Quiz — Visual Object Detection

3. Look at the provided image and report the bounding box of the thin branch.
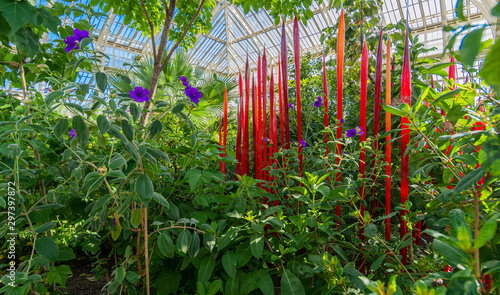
[139,0,157,59]
[160,0,206,71]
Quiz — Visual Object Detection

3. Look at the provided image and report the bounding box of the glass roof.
[35,0,496,79]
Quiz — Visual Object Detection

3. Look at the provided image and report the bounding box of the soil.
[58,258,109,295]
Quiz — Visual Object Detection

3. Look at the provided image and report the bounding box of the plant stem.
[473,191,480,278]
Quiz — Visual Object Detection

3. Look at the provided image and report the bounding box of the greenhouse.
[0,0,499,294]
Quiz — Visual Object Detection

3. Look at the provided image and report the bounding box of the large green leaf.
[459,27,484,68]
[250,234,264,258]
[35,237,59,261]
[158,232,175,258]
[96,115,110,134]
[207,279,222,295]
[479,39,500,92]
[177,229,191,253]
[188,233,200,258]
[474,214,499,249]
[433,239,468,266]
[185,169,205,192]
[281,270,305,295]
[95,72,107,92]
[253,269,274,295]
[53,119,68,138]
[225,275,239,295]
[454,167,486,193]
[135,173,153,205]
[222,252,237,278]
[0,0,37,33]
[121,119,134,141]
[198,255,215,283]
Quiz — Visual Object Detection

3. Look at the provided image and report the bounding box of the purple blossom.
[314,96,322,108]
[300,139,306,148]
[346,129,357,138]
[356,126,363,136]
[69,129,76,140]
[358,131,364,136]
[64,36,79,53]
[185,86,201,104]
[113,218,117,226]
[264,137,268,142]
[288,102,295,109]
[179,76,187,82]
[182,80,190,87]
[340,118,344,124]
[130,86,150,103]
[73,28,89,42]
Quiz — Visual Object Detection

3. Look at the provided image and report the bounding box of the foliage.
[0,0,499,295]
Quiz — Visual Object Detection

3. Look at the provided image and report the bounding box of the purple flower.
[64,36,79,52]
[300,139,306,148]
[358,131,364,136]
[185,86,201,104]
[69,129,76,140]
[346,129,357,138]
[179,76,187,82]
[73,28,89,42]
[356,126,364,136]
[182,80,190,87]
[314,97,322,108]
[340,118,344,124]
[130,86,150,103]
[288,102,295,109]
[264,137,268,142]
[113,218,117,226]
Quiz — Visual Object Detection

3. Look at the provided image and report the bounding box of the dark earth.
[58,258,108,295]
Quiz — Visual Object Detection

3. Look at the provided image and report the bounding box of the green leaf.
[225,275,240,295]
[72,115,89,148]
[45,91,63,106]
[492,2,500,16]
[34,222,56,233]
[177,229,191,253]
[46,265,72,287]
[107,124,127,143]
[383,105,406,117]
[370,255,386,272]
[130,209,141,228]
[109,155,126,170]
[459,27,484,68]
[172,103,184,114]
[479,39,500,93]
[121,119,134,141]
[37,6,60,33]
[53,119,68,138]
[35,237,59,261]
[129,103,140,121]
[149,119,163,138]
[364,223,378,237]
[432,239,468,265]
[455,0,465,21]
[281,270,305,295]
[207,279,222,295]
[250,234,264,258]
[240,272,256,295]
[115,267,125,283]
[253,269,274,295]
[454,167,486,193]
[0,0,36,33]
[95,72,107,92]
[158,232,175,258]
[125,141,140,163]
[474,214,499,249]
[222,252,237,278]
[185,169,203,192]
[152,192,170,209]
[96,115,110,134]
[189,233,200,258]
[198,255,215,283]
[204,233,216,252]
[135,173,153,205]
